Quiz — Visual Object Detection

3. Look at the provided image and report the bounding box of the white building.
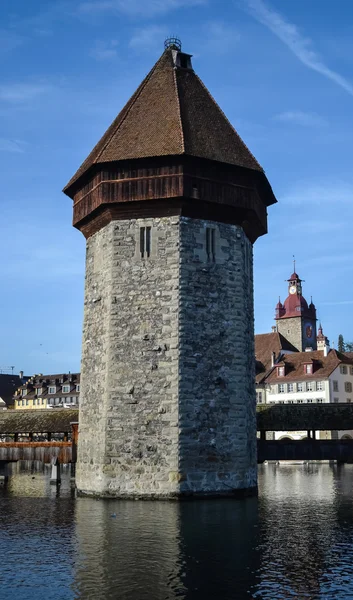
[255,330,353,440]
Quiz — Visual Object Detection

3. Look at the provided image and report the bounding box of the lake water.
[1,463,353,599]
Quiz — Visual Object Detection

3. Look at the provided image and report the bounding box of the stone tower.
[64,40,277,498]
[275,270,317,352]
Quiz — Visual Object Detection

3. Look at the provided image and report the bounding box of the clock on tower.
[275,267,317,352]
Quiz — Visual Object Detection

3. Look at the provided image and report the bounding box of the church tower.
[275,269,317,351]
[64,39,277,498]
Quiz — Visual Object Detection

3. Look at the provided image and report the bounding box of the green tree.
[345,341,353,352]
[338,334,345,352]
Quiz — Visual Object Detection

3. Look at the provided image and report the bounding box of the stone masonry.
[276,317,317,353]
[76,216,257,497]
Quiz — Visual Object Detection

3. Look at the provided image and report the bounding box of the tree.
[338,334,345,352]
[345,341,353,352]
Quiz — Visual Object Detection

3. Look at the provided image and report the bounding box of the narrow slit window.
[206,227,216,262]
[146,226,151,257]
[140,226,152,259]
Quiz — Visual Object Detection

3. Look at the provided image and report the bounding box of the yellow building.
[14,373,80,409]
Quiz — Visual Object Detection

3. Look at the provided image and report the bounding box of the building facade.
[256,271,353,440]
[14,373,80,410]
[63,39,277,498]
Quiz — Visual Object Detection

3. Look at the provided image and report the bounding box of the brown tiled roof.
[64,47,263,193]
[255,332,298,383]
[264,349,353,384]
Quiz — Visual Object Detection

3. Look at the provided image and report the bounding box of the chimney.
[271,352,276,367]
[19,370,23,380]
[271,325,276,333]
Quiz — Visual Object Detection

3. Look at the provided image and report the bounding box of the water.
[1,463,353,599]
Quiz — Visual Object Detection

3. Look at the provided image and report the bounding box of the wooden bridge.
[0,404,353,466]
[0,409,78,465]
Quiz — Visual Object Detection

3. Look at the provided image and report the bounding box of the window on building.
[21,389,27,397]
[347,399,352,403]
[334,398,339,403]
[26,399,29,406]
[340,366,348,375]
[307,399,313,403]
[278,366,285,377]
[316,381,324,391]
[140,226,151,258]
[36,387,42,396]
[287,383,294,393]
[41,398,45,405]
[345,382,352,393]
[278,384,285,393]
[76,384,80,392]
[304,364,313,374]
[307,382,314,392]
[49,386,56,394]
[256,392,263,403]
[205,227,216,262]
[55,398,60,405]
[317,398,323,403]
[333,381,339,392]
[33,399,36,406]
[297,382,303,392]
[62,385,70,393]
[48,398,54,406]
[297,399,304,403]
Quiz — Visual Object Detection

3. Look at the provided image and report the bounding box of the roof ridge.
[93,52,167,166]
[192,72,263,172]
[173,67,185,153]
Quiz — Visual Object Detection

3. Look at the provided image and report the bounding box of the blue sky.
[1,0,353,374]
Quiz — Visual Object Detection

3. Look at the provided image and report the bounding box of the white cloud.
[281,182,353,206]
[0,82,51,103]
[90,39,118,60]
[244,0,353,97]
[274,110,327,128]
[129,25,168,50]
[0,139,26,153]
[79,0,205,17]
[202,22,240,55]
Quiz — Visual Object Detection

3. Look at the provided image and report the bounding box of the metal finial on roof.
[293,254,296,272]
[164,36,182,51]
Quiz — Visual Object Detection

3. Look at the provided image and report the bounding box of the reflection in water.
[1,463,353,599]
[74,498,258,600]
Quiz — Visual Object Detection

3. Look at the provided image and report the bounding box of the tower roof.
[64,45,263,195]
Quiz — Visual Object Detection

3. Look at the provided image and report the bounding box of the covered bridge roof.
[0,409,79,433]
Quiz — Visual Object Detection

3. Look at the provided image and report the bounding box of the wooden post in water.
[50,457,61,485]
[70,422,79,479]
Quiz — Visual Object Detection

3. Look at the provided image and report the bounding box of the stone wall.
[178,218,257,493]
[76,216,257,497]
[277,316,317,352]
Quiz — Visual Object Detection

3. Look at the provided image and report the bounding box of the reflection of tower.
[73,499,186,599]
[275,269,317,351]
[64,38,277,497]
[73,497,259,599]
